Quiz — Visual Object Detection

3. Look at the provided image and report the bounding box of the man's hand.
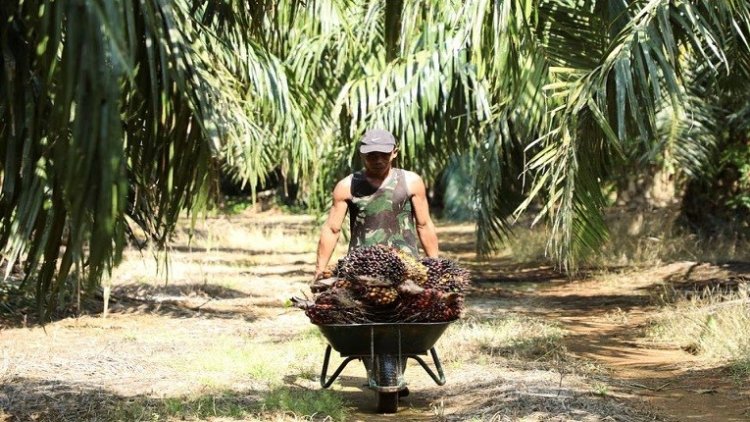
[310,270,337,293]
[313,268,325,282]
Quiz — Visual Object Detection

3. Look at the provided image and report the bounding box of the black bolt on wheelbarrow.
[315,321,452,413]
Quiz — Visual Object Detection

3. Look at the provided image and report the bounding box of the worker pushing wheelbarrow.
[299,128,469,412]
[292,245,469,413]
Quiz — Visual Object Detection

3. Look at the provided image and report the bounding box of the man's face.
[362,149,397,171]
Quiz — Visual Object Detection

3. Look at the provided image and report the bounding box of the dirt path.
[527,262,750,421]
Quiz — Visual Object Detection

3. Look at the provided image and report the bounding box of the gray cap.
[359,129,396,153]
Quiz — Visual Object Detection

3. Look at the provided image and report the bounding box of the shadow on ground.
[0,377,263,422]
[0,377,361,422]
[592,364,750,421]
[440,380,666,422]
[653,260,750,299]
[169,245,313,256]
[105,298,259,322]
[113,282,252,300]
[318,374,667,421]
[0,283,260,328]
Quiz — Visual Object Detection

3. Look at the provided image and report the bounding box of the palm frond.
[0,0,298,318]
[511,0,750,267]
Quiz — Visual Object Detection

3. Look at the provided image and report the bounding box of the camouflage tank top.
[347,168,419,255]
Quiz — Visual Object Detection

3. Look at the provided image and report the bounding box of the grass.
[439,314,566,364]
[220,197,258,215]
[0,391,254,422]
[165,331,328,389]
[183,223,320,254]
[112,387,347,422]
[123,393,249,420]
[505,226,551,264]
[596,207,750,267]
[261,387,349,421]
[648,287,750,381]
[2,327,346,422]
[13,389,345,422]
[591,382,609,397]
[730,357,750,381]
[504,207,750,268]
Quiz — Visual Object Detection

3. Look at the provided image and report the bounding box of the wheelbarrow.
[315,321,452,413]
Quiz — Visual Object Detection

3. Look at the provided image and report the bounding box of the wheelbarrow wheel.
[376,391,398,413]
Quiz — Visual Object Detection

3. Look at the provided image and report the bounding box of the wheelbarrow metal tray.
[315,322,452,356]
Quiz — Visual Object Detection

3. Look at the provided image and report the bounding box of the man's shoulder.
[399,169,423,183]
[332,174,354,199]
[337,173,355,186]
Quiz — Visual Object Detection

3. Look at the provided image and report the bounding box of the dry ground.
[1,211,748,421]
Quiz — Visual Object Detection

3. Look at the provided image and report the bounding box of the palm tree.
[3,0,750,317]
[0,0,305,317]
[515,0,750,268]
[315,0,750,268]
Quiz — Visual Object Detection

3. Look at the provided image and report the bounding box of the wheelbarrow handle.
[409,347,446,386]
[320,344,359,388]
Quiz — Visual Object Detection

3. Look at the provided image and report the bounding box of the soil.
[1,214,748,421]
[531,262,750,422]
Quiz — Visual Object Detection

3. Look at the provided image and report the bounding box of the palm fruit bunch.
[420,257,471,292]
[349,274,399,307]
[295,245,470,324]
[336,245,406,283]
[303,300,337,324]
[395,249,429,286]
[362,286,399,306]
[294,288,366,324]
[335,273,400,307]
[333,278,352,290]
[335,245,406,307]
[397,289,463,322]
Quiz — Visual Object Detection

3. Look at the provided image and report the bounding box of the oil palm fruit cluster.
[397,290,464,322]
[293,288,367,324]
[293,245,470,324]
[362,286,399,305]
[396,250,429,286]
[336,245,406,283]
[420,257,471,292]
[319,264,337,279]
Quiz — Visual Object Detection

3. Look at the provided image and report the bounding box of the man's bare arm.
[408,173,439,257]
[314,177,351,279]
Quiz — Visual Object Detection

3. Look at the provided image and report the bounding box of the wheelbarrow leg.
[409,347,446,386]
[320,345,359,388]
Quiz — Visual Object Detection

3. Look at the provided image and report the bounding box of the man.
[314,128,439,280]
[313,128,440,400]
